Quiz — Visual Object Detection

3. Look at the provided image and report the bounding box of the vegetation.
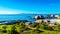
[0,22,60,34]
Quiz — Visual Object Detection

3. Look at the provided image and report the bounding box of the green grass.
[40,30,60,34]
[0,23,60,34]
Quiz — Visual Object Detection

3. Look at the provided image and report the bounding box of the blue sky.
[0,0,60,14]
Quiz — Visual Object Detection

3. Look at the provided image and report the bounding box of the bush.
[2,26,7,33]
[47,26,54,31]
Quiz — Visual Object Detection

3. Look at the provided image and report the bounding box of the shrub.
[47,26,54,31]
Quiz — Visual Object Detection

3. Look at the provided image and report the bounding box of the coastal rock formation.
[46,14,55,19]
[34,16,40,20]
[55,15,60,19]
[35,19,42,23]
[50,19,60,24]
[34,15,45,20]
[35,19,48,24]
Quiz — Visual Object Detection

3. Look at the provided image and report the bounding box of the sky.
[0,0,60,14]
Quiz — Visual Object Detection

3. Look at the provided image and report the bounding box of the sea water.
[0,14,39,22]
[0,14,57,22]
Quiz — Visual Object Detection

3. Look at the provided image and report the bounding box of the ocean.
[0,14,58,22]
[0,14,39,22]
